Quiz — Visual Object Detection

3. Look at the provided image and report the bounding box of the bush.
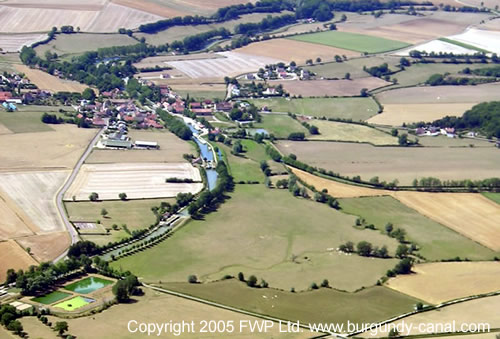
[247,275,258,287]
[188,275,198,284]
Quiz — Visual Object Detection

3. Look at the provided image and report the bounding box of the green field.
[305,56,400,79]
[112,184,399,291]
[34,33,138,60]
[174,89,227,101]
[289,31,410,53]
[54,296,92,311]
[162,280,420,326]
[308,120,398,145]
[254,114,308,138]
[483,193,500,204]
[249,97,379,121]
[339,196,496,261]
[0,109,54,133]
[31,291,71,305]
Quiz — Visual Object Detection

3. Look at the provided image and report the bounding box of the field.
[233,38,359,64]
[44,288,312,339]
[361,294,500,337]
[305,56,399,79]
[483,193,500,204]
[14,64,88,93]
[0,33,47,52]
[167,51,281,78]
[395,39,478,56]
[19,317,58,339]
[162,280,420,327]
[254,114,308,139]
[447,28,500,54]
[219,144,266,183]
[112,184,400,292]
[308,120,398,145]
[0,240,38,283]
[0,189,36,240]
[65,199,173,231]
[277,141,500,185]
[386,262,500,304]
[87,130,195,164]
[393,192,500,251]
[65,163,203,201]
[0,1,162,33]
[274,78,389,97]
[16,232,70,262]
[339,196,496,261]
[0,172,67,231]
[35,33,138,58]
[0,124,97,170]
[375,83,500,105]
[249,97,379,121]
[0,109,55,133]
[337,11,492,44]
[368,103,476,125]
[289,31,410,53]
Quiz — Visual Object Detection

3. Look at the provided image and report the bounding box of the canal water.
[187,124,218,190]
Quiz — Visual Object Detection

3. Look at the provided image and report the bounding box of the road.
[53,128,104,263]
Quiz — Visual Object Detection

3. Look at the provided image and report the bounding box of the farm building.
[102,139,132,149]
[134,140,159,149]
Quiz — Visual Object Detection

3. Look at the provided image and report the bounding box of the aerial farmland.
[0,0,499,338]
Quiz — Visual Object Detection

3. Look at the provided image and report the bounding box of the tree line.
[156,108,193,140]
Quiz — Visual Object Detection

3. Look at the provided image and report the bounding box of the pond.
[64,276,113,294]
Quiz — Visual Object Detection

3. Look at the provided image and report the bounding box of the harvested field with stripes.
[16,232,70,262]
[166,51,282,78]
[274,78,389,97]
[0,240,38,283]
[0,33,47,52]
[386,262,500,304]
[0,171,68,233]
[0,189,36,240]
[65,163,203,201]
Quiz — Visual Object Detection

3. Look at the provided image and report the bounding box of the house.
[192,108,212,116]
[190,102,202,109]
[246,74,255,80]
[92,116,107,127]
[263,87,277,96]
[416,128,426,136]
[231,87,240,96]
[135,140,159,149]
[0,91,12,102]
[300,69,310,80]
[215,102,232,112]
[102,139,132,149]
[440,127,456,138]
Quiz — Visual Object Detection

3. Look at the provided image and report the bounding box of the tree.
[316,57,322,63]
[89,192,99,201]
[398,133,408,146]
[344,72,351,80]
[232,140,243,154]
[388,328,399,338]
[396,244,409,258]
[5,269,17,284]
[394,258,413,274]
[7,320,23,335]
[112,280,130,302]
[118,192,127,201]
[238,272,244,281]
[247,275,258,287]
[320,279,329,288]
[357,241,373,257]
[82,88,96,101]
[360,88,368,97]
[391,128,398,137]
[54,321,68,336]
[385,222,394,234]
[310,282,319,290]
[188,275,198,283]
[309,125,319,135]
[101,208,108,218]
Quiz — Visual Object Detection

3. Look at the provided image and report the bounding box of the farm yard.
[308,120,398,145]
[288,31,410,53]
[64,163,203,201]
[385,262,500,304]
[0,240,38,283]
[277,141,500,185]
[0,124,97,170]
[162,280,419,327]
[233,38,360,64]
[166,51,282,78]
[86,129,195,164]
[274,78,389,97]
[14,64,88,93]
[249,97,379,121]
[361,294,500,337]
[0,171,68,233]
[111,184,400,292]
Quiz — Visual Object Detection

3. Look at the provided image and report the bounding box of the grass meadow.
[111,184,400,292]
[483,193,500,204]
[254,114,308,138]
[308,120,398,145]
[289,31,410,53]
[249,97,379,121]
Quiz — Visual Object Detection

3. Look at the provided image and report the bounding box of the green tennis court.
[54,296,94,311]
[31,291,71,305]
